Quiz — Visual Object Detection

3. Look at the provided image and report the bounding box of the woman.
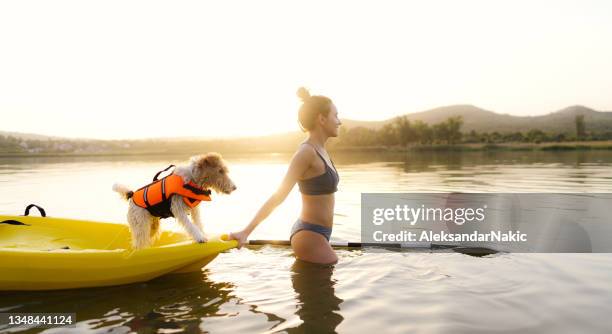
[229,87,341,264]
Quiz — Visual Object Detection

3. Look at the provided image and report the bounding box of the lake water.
[1,150,612,333]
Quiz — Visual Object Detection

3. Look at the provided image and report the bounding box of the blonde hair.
[296,87,333,132]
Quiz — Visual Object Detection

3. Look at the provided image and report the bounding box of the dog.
[113,153,236,249]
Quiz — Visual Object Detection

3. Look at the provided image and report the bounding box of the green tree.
[575,115,586,140]
[490,131,502,143]
[433,116,463,144]
[395,116,416,146]
[465,130,479,143]
[526,129,546,143]
[412,120,433,145]
[379,123,398,145]
[446,116,463,144]
[433,122,449,144]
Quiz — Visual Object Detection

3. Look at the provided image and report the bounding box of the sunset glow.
[1,0,611,139]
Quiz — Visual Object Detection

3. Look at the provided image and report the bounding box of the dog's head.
[190,153,237,194]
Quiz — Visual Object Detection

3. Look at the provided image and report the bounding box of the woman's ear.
[317,113,327,126]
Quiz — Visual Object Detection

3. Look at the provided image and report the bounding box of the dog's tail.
[112,183,134,201]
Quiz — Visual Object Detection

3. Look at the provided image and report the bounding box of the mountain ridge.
[340,105,612,134]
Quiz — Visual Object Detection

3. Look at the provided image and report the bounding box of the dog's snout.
[224,184,237,194]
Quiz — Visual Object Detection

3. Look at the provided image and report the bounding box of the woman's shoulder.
[292,143,317,163]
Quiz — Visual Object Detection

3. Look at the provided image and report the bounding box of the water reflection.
[289,259,343,334]
[3,150,612,168]
[2,151,612,333]
[0,271,239,333]
[329,150,612,173]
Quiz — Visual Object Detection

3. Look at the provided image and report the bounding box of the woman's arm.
[230,146,314,246]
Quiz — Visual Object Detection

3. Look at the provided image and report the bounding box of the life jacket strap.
[143,187,151,207]
[161,178,167,201]
[153,165,176,181]
[183,183,212,196]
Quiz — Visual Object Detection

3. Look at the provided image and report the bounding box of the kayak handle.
[24,204,46,217]
[0,204,45,226]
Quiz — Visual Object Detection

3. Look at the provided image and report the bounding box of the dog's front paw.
[195,236,208,243]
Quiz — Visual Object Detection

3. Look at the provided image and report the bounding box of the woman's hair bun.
[296,87,311,102]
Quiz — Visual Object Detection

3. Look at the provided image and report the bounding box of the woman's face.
[319,104,342,137]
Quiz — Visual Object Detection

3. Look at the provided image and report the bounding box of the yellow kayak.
[0,213,237,291]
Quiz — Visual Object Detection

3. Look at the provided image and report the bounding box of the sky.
[1,0,611,139]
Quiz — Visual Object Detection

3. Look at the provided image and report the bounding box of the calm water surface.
[1,151,612,333]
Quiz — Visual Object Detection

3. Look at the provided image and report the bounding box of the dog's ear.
[190,155,202,166]
[200,153,221,168]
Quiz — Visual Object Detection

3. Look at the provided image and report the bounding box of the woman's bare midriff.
[299,193,335,228]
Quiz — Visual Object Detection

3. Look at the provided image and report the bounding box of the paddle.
[246,239,497,256]
[249,239,404,248]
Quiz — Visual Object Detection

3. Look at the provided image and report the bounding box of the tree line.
[335,115,612,147]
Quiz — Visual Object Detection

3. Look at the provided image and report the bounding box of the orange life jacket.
[130,172,211,218]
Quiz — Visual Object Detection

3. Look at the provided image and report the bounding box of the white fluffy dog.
[113,153,236,249]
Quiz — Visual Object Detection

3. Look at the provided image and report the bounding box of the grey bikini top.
[297,143,339,195]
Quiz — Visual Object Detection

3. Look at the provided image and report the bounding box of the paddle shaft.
[246,240,497,256]
[249,239,420,248]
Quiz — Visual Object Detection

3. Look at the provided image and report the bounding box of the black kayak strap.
[24,204,46,217]
[0,204,46,226]
[153,165,176,181]
[0,220,29,226]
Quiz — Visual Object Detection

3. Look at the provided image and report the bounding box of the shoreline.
[2,141,612,157]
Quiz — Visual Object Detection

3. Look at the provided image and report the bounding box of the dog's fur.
[113,153,236,249]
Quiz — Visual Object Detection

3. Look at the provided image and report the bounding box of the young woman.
[229,87,341,264]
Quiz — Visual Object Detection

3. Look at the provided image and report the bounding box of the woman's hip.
[290,219,332,242]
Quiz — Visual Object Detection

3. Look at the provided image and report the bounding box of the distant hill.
[0,131,65,141]
[0,131,222,142]
[341,105,612,134]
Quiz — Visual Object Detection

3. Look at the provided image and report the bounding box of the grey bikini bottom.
[290,219,332,241]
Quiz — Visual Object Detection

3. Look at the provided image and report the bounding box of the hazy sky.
[1,0,611,139]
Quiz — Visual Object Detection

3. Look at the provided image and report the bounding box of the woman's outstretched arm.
[230,146,314,246]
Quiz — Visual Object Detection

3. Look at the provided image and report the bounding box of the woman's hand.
[229,230,249,248]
